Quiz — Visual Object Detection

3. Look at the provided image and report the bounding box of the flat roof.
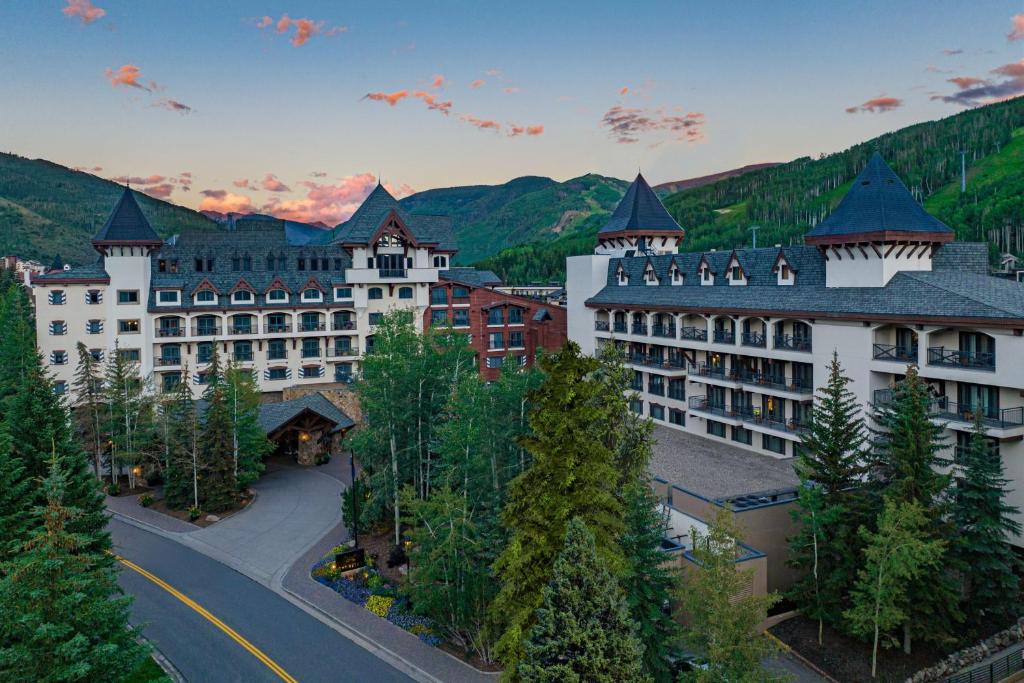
[648,425,799,501]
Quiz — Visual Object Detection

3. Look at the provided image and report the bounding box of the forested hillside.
[477,97,1024,284]
[0,154,216,264]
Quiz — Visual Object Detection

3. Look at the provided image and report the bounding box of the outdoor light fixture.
[132,466,142,476]
[299,432,311,442]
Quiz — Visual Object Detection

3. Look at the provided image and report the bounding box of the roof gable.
[599,173,684,236]
[93,188,163,246]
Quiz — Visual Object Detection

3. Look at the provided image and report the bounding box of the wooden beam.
[844,246,855,260]
[895,243,910,259]
[831,247,842,261]
[871,243,882,258]
[884,243,898,257]
[858,246,869,259]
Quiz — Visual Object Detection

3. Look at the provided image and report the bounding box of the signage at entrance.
[335,547,366,573]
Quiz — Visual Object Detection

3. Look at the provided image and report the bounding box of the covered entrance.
[257,393,355,466]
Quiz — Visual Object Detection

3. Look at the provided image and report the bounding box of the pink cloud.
[199,190,255,214]
[844,96,903,114]
[259,13,347,46]
[508,124,544,137]
[431,74,445,88]
[260,173,414,225]
[261,173,291,192]
[948,76,989,89]
[933,59,1024,106]
[461,115,501,133]
[110,175,166,185]
[942,48,964,55]
[153,98,192,114]
[469,79,485,89]
[257,15,273,28]
[62,0,105,25]
[365,90,410,106]
[484,68,502,77]
[1009,14,1024,41]
[619,86,629,95]
[600,105,705,144]
[105,64,151,91]
[233,179,250,189]
[412,91,452,115]
[180,171,192,178]
[141,184,174,200]
[503,87,520,94]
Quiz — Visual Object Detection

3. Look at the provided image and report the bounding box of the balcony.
[628,353,687,371]
[327,346,359,358]
[741,332,766,348]
[301,349,322,359]
[229,325,255,335]
[333,321,357,332]
[266,350,288,361]
[233,352,254,362]
[873,343,918,363]
[687,396,737,420]
[155,356,182,367]
[299,322,327,332]
[874,389,1023,430]
[679,326,708,342]
[595,320,610,332]
[734,405,807,435]
[689,362,740,383]
[378,268,407,278]
[613,321,627,333]
[774,334,811,352]
[652,324,677,339]
[266,323,292,333]
[713,330,735,345]
[334,370,354,383]
[739,372,813,395]
[192,326,222,337]
[157,327,185,338]
[927,346,995,371]
[631,323,648,336]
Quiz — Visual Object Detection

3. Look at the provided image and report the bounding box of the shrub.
[107,482,121,497]
[387,543,408,568]
[138,494,154,508]
[366,573,384,589]
[187,506,201,521]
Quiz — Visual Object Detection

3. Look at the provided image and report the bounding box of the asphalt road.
[110,518,414,683]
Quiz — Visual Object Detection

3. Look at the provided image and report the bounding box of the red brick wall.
[424,281,567,380]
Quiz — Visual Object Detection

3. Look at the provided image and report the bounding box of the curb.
[150,642,187,683]
[764,630,839,683]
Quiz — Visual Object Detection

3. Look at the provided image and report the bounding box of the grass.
[925,127,1024,215]
[122,655,170,683]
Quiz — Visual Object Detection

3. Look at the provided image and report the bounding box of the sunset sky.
[1,1,1022,225]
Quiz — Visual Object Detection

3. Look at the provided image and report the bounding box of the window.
[89,348,104,362]
[488,308,503,325]
[301,366,324,379]
[51,350,67,365]
[267,367,289,380]
[160,344,181,364]
[117,290,140,305]
[762,434,786,455]
[267,289,288,302]
[508,307,523,324]
[310,258,319,271]
[780,264,790,280]
[266,313,288,332]
[277,256,287,270]
[453,309,469,327]
[432,255,448,268]
[368,312,383,325]
[194,315,219,336]
[50,320,67,335]
[297,258,306,271]
[234,341,253,362]
[196,342,213,364]
[195,258,204,272]
[368,287,383,300]
[86,320,102,334]
[430,288,448,305]
[266,256,276,270]
[267,339,287,360]
[629,399,643,414]
[243,256,252,270]
[320,258,329,271]
[231,315,253,334]
[486,356,504,369]
[48,290,66,305]
[648,375,664,396]
[706,420,726,437]
[158,290,180,304]
[53,381,67,396]
[162,374,181,392]
[300,312,322,331]
[302,339,320,358]
[732,426,753,445]
[398,286,413,300]
[334,287,353,300]
[85,290,102,304]
[489,332,503,350]
[232,290,254,304]
[649,404,665,421]
[731,266,742,280]
[232,257,240,271]
[334,258,343,271]
[431,310,449,326]
[196,290,216,303]
[301,288,322,302]
[118,319,140,334]
[669,409,685,426]
[509,331,524,348]
[453,286,469,299]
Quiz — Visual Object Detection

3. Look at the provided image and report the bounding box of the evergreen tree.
[788,482,846,645]
[517,519,647,683]
[619,482,680,682]
[844,499,946,679]
[0,282,37,419]
[595,341,653,489]
[71,342,107,478]
[491,342,625,672]
[0,429,31,565]
[198,346,238,511]
[951,412,1022,628]
[0,457,147,682]
[223,362,272,490]
[163,365,200,510]
[681,509,780,683]
[102,341,154,490]
[866,366,960,651]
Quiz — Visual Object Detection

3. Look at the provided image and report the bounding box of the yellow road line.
[115,554,299,683]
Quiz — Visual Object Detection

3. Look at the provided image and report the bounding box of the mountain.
[399,174,629,264]
[0,154,216,264]
[476,97,1024,284]
[653,163,781,194]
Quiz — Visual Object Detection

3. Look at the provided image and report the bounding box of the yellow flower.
[364,595,394,618]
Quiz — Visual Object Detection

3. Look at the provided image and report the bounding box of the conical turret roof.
[599,173,683,236]
[92,187,163,245]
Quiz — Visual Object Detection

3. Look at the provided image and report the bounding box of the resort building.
[567,156,1024,559]
[32,183,565,398]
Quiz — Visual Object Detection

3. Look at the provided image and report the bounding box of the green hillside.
[476,97,1024,284]
[0,154,217,264]
[400,173,628,264]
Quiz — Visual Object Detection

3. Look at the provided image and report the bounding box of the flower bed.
[311,553,442,647]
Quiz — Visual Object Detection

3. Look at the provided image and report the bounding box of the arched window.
[368,287,383,300]
[398,286,413,300]
[301,288,322,302]
[267,288,287,302]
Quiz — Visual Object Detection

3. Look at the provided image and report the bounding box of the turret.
[595,173,684,257]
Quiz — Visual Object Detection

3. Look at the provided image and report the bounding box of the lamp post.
[349,452,359,548]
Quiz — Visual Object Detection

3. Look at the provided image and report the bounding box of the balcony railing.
[192,326,222,337]
[652,324,677,338]
[299,322,327,332]
[332,321,357,331]
[774,334,811,352]
[733,405,807,434]
[629,380,644,392]
[233,352,254,362]
[687,396,735,419]
[613,321,627,333]
[741,332,766,348]
[266,350,288,361]
[739,372,813,395]
[378,268,407,278]
[689,362,739,382]
[927,346,995,371]
[266,323,292,333]
[647,382,666,397]
[155,357,182,367]
[874,389,1023,428]
[679,326,708,342]
[229,325,255,335]
[872,343,918,363]
[628,353,687,370]
[595,320,610,332]
[631,323,648,336]
[301,349,322,359]
[157,326,185,338]
[327,346,359,357]
[713,330,735,344]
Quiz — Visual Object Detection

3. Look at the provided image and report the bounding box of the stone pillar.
[296,430,320,466]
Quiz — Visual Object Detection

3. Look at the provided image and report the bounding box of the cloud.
[310,171,327,178]
[600,105,705,144]
[261,173,291,192]
[431,74,445,88]
[469,79,485,89]
[110,175,166,185]
[257,13,347,46]
[232,179,250,189]
[508,124,544,137]
[259,174,414,225]
[257,15,273,28]
[1009,14,1024,41]
[153,98,192,114]
[141,184,174,199]
[619,86,629,95]
[931,58,1024,106]
[942,48,964,55]
[412,91,452,115]
[925,65,952,74]
[199,190,255,214]
[105,64,151,91]
[73,166,104,173]
[503,87,520,94]
[484,68,502,77]
[844,96,903,114]
[63,0,105,24]
[364,90,410,106]
[461,115,501,132]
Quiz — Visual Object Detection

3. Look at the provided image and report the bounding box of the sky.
[1,1,1022,226]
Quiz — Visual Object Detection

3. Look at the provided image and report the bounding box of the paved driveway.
[185,466,343,585]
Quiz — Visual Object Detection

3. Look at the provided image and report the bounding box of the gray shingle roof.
[32,260,110,283]
[587,242,1024,322]
[257,393,355,435]
[599,173,683,235]
[93,188,162,244]
[439,268,502,287]
[806,153,954,240]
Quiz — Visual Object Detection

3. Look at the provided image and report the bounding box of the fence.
[944,645,1023,683]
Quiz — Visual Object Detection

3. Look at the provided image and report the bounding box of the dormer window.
[616,265,628,286]
[432,255,448,268]
[333,287,352,301]
[195,290,216,304]
[301,288,322,302]
[643,263,659,285]
[232,290,253,304]
[772,250,795,286]
[268,289,288,302]
[158,290,180,305]
[781,265,790,280]
[670,264,683,286]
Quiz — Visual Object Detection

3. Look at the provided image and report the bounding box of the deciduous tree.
[71,342,107,478]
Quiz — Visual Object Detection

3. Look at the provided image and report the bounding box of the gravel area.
[648,425,799,500]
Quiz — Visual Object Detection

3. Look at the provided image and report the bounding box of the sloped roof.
[599,173,683,236]
[439,267,502,287]
[805,153,954,242]
[93,188,163,244]
[257,393,355,435]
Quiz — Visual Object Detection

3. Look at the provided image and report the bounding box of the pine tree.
[844,499,946,679]
[491,342,625,673]
[788,482,846,645]
[0,457,147,682]
[517,518,647,683]
[0,429,31,564]
[0,277,37,419]
[102,341,155,490]
[164,365,200,510]
[198,346,238,512]
[223,362,272,489]
[681,509,780,683]
[951,412,1022,628]
[619,482,680,682]
[595,341,653,489]
[71,342,107,478]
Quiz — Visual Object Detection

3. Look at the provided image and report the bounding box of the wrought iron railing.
[192,326,221,337]
[741,332,766,348]
[631,323,648,335]
[927,346,995,370]
[679,326,708,342]
[652,324,677,338]
[155,356,182,367]
[327,347,359,357]
[229,325,254,335]
[157,326,185,338]
[266,323,292,333]
[739,372,813,394]
[613,321,627,333]
[873,389,1024,428]
[266,350,288,360]
[299,322,327,332]
[595,320,610,331]
[872,343,917,362]
[688,362,739,382]
[774,334,811,352]
[713,330,736,344]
